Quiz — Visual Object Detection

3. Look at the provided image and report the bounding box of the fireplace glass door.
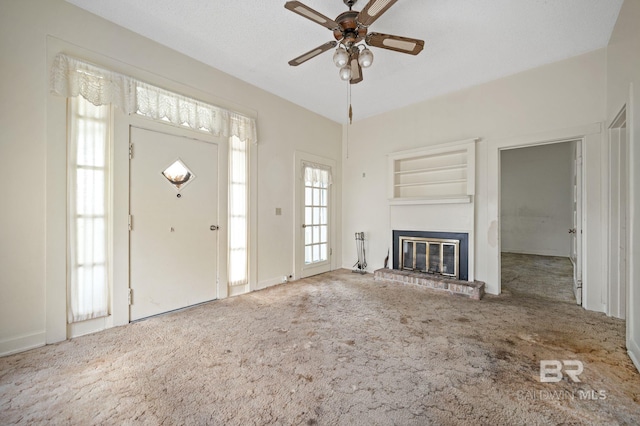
[400,237,459,279]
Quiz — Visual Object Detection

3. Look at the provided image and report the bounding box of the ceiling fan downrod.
[343,0,357,10]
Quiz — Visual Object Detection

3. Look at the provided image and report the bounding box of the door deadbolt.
[210,225,219,231]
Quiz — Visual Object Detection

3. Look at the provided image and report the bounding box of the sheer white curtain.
[228,136,248,286]
[67,96,110,322]
[50,53,258,144]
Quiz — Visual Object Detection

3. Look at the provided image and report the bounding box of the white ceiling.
[66,0,623,124]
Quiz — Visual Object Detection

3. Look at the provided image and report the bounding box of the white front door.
[298,160,332,278]
[129,127,218,321]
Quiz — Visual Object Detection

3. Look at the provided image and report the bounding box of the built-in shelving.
[388,139,477,204]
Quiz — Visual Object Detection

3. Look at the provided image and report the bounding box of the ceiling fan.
[285,0,424,84]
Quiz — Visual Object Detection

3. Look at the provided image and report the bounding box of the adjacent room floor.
[1,268,639,425]
[501,252,576,303]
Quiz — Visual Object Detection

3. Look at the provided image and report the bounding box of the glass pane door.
[304,168,329,265]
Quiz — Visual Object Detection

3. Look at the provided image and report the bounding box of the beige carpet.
[1,268,639,425]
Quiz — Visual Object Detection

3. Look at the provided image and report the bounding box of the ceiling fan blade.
[357,0,398,27]
[284,1,340,31]
[288,41,338,66]
[350,52,363,84]
[366,32,424,55]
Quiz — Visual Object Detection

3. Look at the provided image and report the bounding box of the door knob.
[210,225,219,231]
[568,228,576,234]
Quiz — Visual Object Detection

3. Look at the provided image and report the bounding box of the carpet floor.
[1,262,639,425]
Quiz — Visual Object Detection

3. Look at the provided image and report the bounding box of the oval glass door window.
[162,159,196,191]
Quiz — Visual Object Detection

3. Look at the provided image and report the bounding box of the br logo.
[539,360,584,383]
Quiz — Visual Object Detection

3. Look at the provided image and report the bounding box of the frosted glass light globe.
[339,65,352,81]
[358,48,374,68]
[333,48,349,67]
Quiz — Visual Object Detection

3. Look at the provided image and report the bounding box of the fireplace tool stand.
[353,232,367,274]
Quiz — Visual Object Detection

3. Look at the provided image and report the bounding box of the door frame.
[487,123,602,304]
[572,140,584,305]
[499,139,583,302]
[627,84,640,373]
[293,151,337,279]
[609,84,640,372]
[608,106,628,319]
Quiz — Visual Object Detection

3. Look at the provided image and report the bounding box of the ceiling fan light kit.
[285,0,424,85]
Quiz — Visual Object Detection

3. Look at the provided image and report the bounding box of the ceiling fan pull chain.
[348,82,353,124]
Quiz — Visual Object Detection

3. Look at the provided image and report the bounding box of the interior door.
[129,127,218,321]
[299,163,332,278]
[570,141,583,305]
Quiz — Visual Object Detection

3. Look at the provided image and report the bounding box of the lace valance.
[303,162,333,187]
[50,54,257,144]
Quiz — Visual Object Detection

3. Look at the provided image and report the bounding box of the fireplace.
[393,230,469,281]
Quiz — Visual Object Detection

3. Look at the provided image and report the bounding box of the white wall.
[0,0,341,355]
[500,142,574,257]
[606,0,640,372]
[342,49,607,304]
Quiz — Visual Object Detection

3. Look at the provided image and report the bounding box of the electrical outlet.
[282,275,288,283]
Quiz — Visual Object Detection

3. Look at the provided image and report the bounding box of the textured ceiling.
[66,0,623,123]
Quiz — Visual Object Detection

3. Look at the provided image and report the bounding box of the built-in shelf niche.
[388,138,478,204]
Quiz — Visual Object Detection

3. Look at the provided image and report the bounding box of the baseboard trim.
[0,331,46,357]
[228,284,249,297]
[257,276,286,291]
[501,250,570,258]
[68,316,114,339]
[628,339,640,374]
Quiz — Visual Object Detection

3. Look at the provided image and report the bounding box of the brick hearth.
[373,268,485,300]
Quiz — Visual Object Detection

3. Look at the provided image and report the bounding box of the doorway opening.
[500,140,581,304]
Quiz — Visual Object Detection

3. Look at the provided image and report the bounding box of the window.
[228,136,248,286]
[67,96,111,322]
[303,165,330,265]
